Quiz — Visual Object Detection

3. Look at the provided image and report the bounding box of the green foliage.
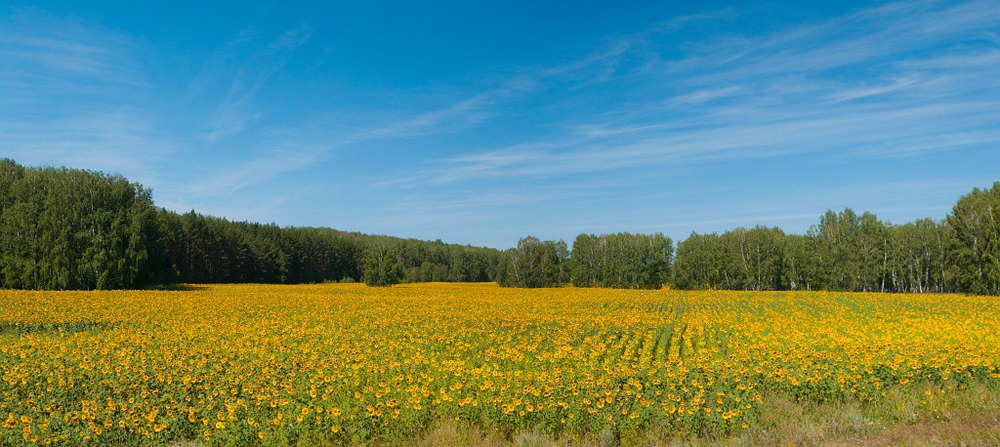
[362,238,403,286]
[570,232,672,289]
[947,182,1000,295]
[812,209,890,291]
[393,238,500,283]
[496,236,568,288]
[603,202,990,295]
[0,159,156,290]
[0,159,501,290]
[672,232,719,290]
[887,218,955,293]
[149,211,500,287]
[781,233,822,291]
[1,157,998,296]
[672,227,786,291]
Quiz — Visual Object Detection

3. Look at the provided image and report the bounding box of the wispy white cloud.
[176,5,763,206]
[204,25,313,141]
[410,0,1000,185]
[345,0,998,245]
[0,109,171,166]
[653,6,741,32]
[176,122,337,205]
[667,86,745,105]
[356,82,531,140]
[181,73,546,202]
[0,9,172,178]
[5,1,994,243]
[0,11,139,84]
[832,76,920,102]
[588,177,978,234]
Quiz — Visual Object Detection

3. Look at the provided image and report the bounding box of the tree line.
[0,160,155,290]
[671,185,999,296]
[493,186,999,295]
[1,158,997,294]
[494,233,674,289]
[0,159,501,289]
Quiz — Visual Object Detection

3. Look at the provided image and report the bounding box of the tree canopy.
[0,159,500,290]
[0,159,156,289]
[1,159,997,295]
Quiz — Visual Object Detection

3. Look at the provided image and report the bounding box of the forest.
[499,191,998,295]
[1,158,998,294]
[0,159,498,289]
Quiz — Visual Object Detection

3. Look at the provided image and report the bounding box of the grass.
[398,382,1000,447]
[167,383,989,446]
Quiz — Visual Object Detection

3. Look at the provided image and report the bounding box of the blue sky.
[2,0,998,248]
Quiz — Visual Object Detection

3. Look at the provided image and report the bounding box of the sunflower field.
[2,283,999,445]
